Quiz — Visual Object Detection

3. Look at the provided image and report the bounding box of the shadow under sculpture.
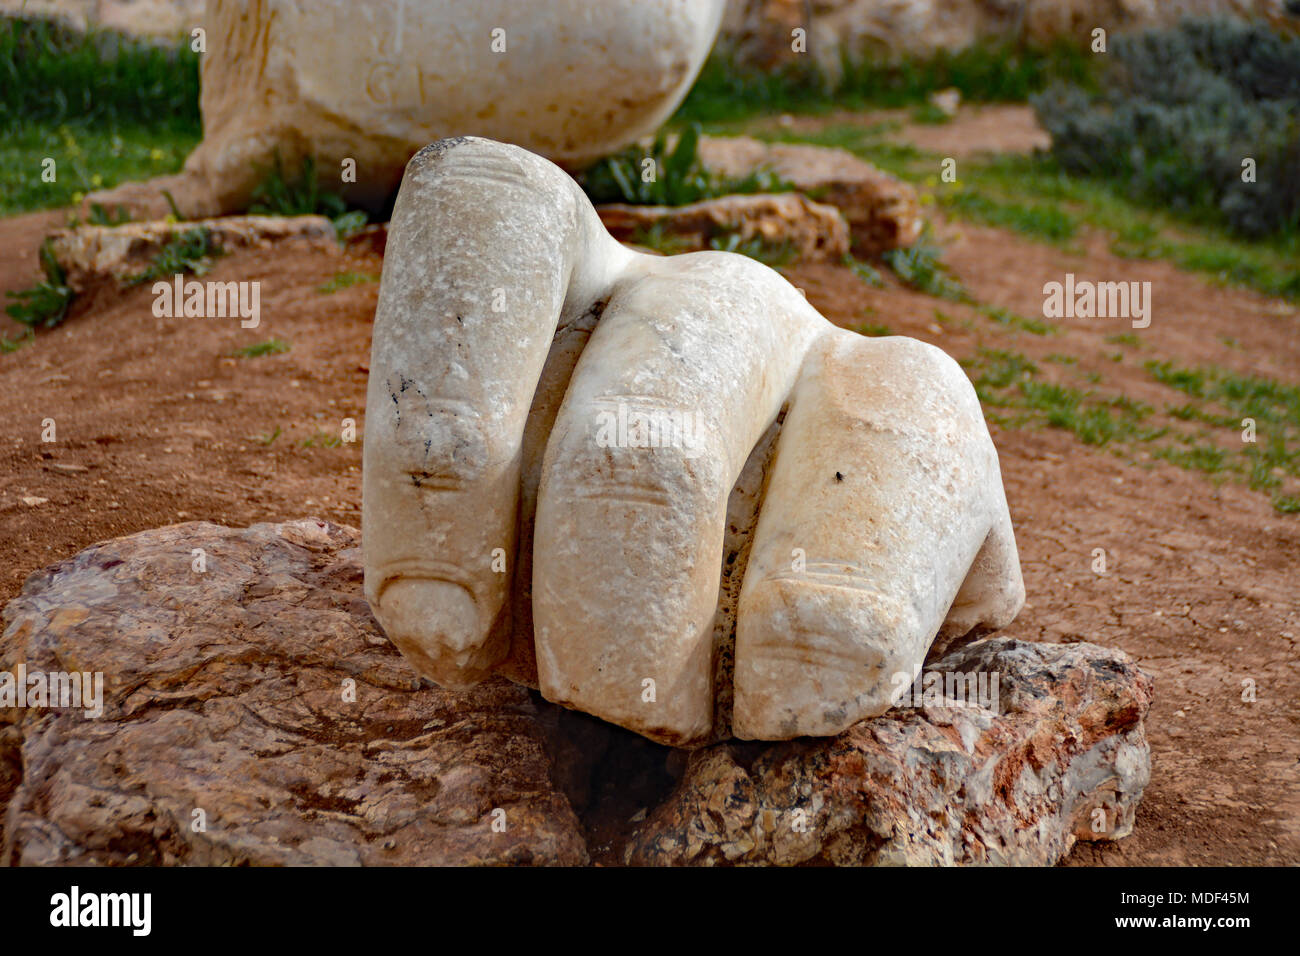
[363,136,1026,747]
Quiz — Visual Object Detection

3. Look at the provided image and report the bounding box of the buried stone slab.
[624,638,1154,866]
[597,192,851,262]
[0,519,586,866]
[695,135,924,256]
[45,216,339,294]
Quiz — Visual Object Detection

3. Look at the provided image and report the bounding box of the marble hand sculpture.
[363,137,1026,747]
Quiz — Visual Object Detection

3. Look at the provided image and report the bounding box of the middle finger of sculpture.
[363,137,1026,747]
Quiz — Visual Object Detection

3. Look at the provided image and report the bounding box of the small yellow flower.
[90,174,103,187]
[72,191,85,203]
[150,148,165,161]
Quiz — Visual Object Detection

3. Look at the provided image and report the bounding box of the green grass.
[946,154,1300,302]
[854,322,894,337]
[302,430,343,448]
[0,17,371,232]
[124,227,218,286]
[978,363,1161,446]
[978,304,1056,336]
[909,102,954,125]
[755,119,1300,304]
[706,232,796,266]
[1105,332,1141,347]
[1,17,199,125]
[318,271,378,295]
[1146,361,1300,424]
[1154,443,1229,474]
[1143,360,1300,510]
[580,123,792,207]
[626,222,696,256]
[0,122,197,217]
[0,329,36,353]
[843,255,885,287]
[943,190,1078,242]
[248,154,370,239]
[625,221,796,265]
[672,39,1096,126]
[961,347,1038,404]
[0,17,200,216]
[229,338,290,359]
[881,228,970,301]
[4,239,73,328]
[963,347,1297,509]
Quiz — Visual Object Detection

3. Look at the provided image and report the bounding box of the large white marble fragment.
[363,137,1026,746]
[88,0,726,217]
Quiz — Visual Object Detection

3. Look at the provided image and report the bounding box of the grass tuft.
[4,239,74,328]
[580,123,792,207]
[124,227,218,287]
[229,338,290,359]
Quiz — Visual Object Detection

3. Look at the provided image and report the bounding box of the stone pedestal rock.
[625,638,1154,866]
[0,520,586,866]
[0,523,1152,866]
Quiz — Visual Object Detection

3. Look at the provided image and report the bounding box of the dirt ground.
[750,103,1053,156]
[1,109,1297,866]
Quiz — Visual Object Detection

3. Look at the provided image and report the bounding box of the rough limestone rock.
[0,519,587,866]
[720,0,1298,76]
[46,215,337,292]
[87,0,726,218]
[0,525,1152,866]
[597,192,851,262]
[363,137,1025,749]
[625,638,1154,866]
[696,135,924,255]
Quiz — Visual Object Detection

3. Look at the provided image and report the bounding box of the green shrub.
[579,124,791,206]
[1033,20,1300,238]
[249,154,371,238]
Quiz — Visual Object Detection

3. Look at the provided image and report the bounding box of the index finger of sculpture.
[363,138,623,689]
[532,253,823,746]
[733,331,1026,739]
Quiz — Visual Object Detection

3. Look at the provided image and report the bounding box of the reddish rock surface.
[0,519,586,865]
[0,520,1152,866]
[625,638,1153,866]
[697,135,924,256]
[598,192,850,262]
